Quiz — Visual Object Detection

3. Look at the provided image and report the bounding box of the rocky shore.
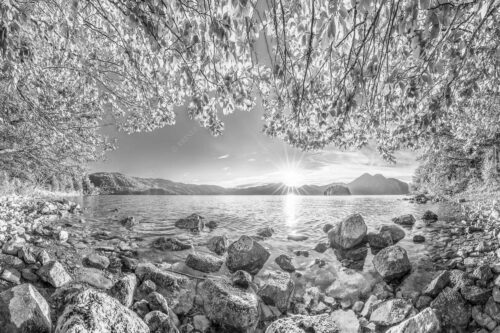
[0,195,499,332]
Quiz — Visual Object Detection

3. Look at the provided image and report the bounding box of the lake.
[64,194,456,294]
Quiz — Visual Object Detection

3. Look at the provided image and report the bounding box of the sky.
[90,104,419,187]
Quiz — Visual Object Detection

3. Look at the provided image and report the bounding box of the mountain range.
[89,172,409,195]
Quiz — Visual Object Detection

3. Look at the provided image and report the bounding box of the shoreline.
[0,194,498,332]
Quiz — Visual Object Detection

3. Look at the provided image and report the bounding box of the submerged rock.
[0,284,51,333]
[372,245,411,281]
[174,214,204,231]
[185,252,224,273]
[370,298,413,326]
[199,278,259,331]
[422,211,438,222]
[55,289,149,333]
[275,254,295,272]
[313,243,329,253]
[379,225,405,243]
[386,307,440,333]
[392,214,416,226]
[152,237,192,251]
[75,267,113,289]
[258,271,295,313]
[120,216,137,229]
[226,235,270,275]
[287,234,309,241]
[366,231,393,249]
[83,253,110,269]
[37,261,72,288]
[207,235,228,255]
[328,213,367,250]
[413,235,425,243]
[257,227,275,238]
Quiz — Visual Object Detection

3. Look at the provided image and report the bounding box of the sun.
[281,165,303,188]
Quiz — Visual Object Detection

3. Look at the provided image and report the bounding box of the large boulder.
[392,214,416,226]
[174,214,204,231]
[135,263,196,315]
[226,235,270,275]
[55,289,149,333]
[386,307,440,333]
[328,213,367,250]
[152,237,192,251]
[0,284,51,333]
[372,245,411,281]
[365,231,393,249]
[370,298,413,326]
[324,185,351,196]
[258,271,295,313]
[422,211,438,222]
[379,225,406,243]
[199,278,259,331]
[423,271,450,297]
[185,252,224,273]
[37,261,72,288]
[430,287,470,329]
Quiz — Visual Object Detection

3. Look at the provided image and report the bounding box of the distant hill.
[347,173,409,195]
[324,185,351,196]
[89,172,409,195]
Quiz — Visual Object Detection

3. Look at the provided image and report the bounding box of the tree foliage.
[1,0,499,183]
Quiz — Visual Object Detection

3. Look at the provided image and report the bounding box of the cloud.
[248,158,256,162]
[223,167,230,171]
[217,154,230,159]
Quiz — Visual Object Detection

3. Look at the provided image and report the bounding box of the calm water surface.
[66,195,452,286]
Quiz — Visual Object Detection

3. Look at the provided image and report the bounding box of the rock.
[328,213,367,250]
[135,263,196,315]
[323,224,334,233]
[147,292,169,313]
[110,274,137,307]
[472,265,493,281]
[361,295,379,317]
[324,185,351,196]
[193,314,210,332]
[0,284,51,333]
[352,301,364,313]
[232,270,252,289]
[185,252,223,273]
[206,221,218,229]
[0,268,21,284]
[287,234,308,241]
[257,227,274,238]
[449,269,474,289]
[37,250,51,266]
[423,271,450,297]
[422,211,438,222]
[17,246,36,264]
[386,307,440,333]
[120,216,137,229]
[258,271,295,313]
[0,253,25,269]
[379,225,406,243]
[370,298,413,326]
[461,285,490,304]
[144,311,179,333]
[84,253,110,269]
[121,256,138,271]
[294,250,309,257]
[366,231,393,249]
[430,287,470,328]
[37,261,72,288]
[174,214,204,231]
[265,314,337,333]
[132,300,150,318]
[152,237,192,251]
[415,295,432,310]
[392,214,416,226]
[412,235,425,243]
[199,278,259,331]
[207,235,228,255]
[55,289,149,333]
[494,287,500,302]
[21,268,39,282]
[2,241,24,256]
[275,254,295,272]
[313,243,329,253]
[226,235,270,275]
[57,230,69,242]
[372,245,411,281]
[329,309,360,332]
[472,305,497,331]
[74,267,113,289]
[484,297,500,321]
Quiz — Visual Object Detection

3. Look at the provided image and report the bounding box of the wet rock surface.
[328,213,367,250]
[226,235,270,275]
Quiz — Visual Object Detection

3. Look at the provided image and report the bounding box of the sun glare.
[280,165,303,188]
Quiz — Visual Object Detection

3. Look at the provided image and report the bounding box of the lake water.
[62,195,462,299]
